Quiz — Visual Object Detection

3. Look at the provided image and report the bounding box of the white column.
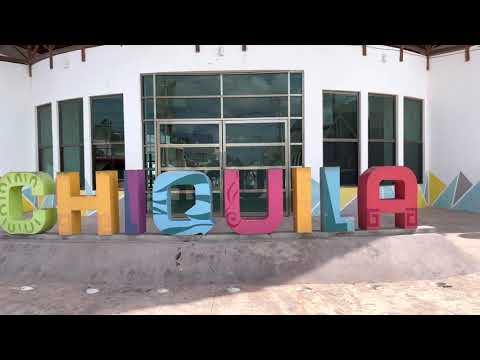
[397,95,404,166]
[359,91,369,173]
[83,97,93,189]
[51,101,61,179]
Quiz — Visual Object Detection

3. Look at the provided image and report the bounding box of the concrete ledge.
[0,225,437,243]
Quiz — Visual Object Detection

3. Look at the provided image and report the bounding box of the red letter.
[358,166,418,230]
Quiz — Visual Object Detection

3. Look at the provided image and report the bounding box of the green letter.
[0,172,57,234]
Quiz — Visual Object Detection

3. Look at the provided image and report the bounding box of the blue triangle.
[311,179,320,216]
[453,182,480,213]
[433,176,457,209]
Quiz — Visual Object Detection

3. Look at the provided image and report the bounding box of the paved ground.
[1,208,480,314]
[1,272,480,314]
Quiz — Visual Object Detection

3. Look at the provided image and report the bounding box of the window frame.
[90,93,125,189]
[368,92,397,167]
[322,90,360,187]
[403,96,424,184]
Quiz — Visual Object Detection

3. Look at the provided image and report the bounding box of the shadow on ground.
[0,208,480,314]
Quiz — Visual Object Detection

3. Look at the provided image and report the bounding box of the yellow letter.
[292,167,312,233]
[56,171,119,236]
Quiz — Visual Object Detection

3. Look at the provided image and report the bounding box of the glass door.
[223,119,288,216]
[157,121,222,216]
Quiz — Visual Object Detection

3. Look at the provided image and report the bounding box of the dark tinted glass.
[369,142,396,167]
[290,118,303,143]
[93,144,125,187]
[59,99,83,145]
[404,98,422,142]
[291,145,303,167]
[61,147,84,188]
[323,142,359,186]
[160,147,220,168]
[142,99,155,120]
[226,147,285,167]
[92,96,124,142]
[223,73,288,95]
[290,96,303,117]
[226,123,285,143]
[369,95,395,140]
[404,143,423,183]
[160,124,219,144]
[156,98,220,119]
[223,97,288,118]
[290,73,303,94]
[37,104,52,147]
[142,75,154,97]
[144,121,155,145]
[39,148,53,178]
[323,93,358,139]
[155,75,220,96]
[238,170,286,190]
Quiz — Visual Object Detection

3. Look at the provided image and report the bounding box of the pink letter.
[224,169,283,235]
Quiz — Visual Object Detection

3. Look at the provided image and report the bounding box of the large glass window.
[323,92,359,186]
[59,98,84,188]
[91,94,125,188]
[37,104,54,178]
[141,72,304,216]
[404,97,423,183]
[369,94,396,167]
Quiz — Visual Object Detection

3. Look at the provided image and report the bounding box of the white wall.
[429,47,480,184]
[24,45,429,183]
[0,62,34,175]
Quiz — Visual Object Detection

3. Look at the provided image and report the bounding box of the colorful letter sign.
[124,170,147,235]
[358,166,418,230]
[320,167,355,232]
[56,171,120,236]
[292,167,312,233]
[152,171,214,235]
[0,172,56,234]
[224,169,283,235]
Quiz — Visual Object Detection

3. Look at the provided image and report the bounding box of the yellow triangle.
[428,172,446,205]
[417,186,427,209]
[340,187,358,210]
[22,196,34,212]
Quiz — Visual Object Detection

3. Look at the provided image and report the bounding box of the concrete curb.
[0,225,437,243]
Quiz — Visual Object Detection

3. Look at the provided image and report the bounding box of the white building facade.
[1,45,478,216]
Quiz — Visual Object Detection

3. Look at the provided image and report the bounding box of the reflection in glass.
[39,148,54,178]
[290,118,303,143]
[291,145,303,167]
[226,123,285,143]
[238,170,286,190]
[223,97,288,118]
[155,75,220,96]
[156,98,220,119]
[369,95,395,140]
[223,73,288,95]
[323,93,358,139]
[227,147,285,167]
[160,147,220,168]
[93,145,125,187]
[369,142,396,167]
[92,96,124,143]
[323,142,358,186]
[160,124,219,144]
[144,121,155,145]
